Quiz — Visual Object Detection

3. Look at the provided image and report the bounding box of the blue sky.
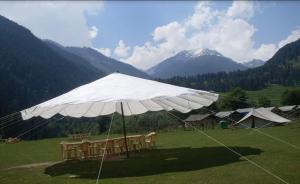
[89,1,300,51]
[0,1,300,69]
[89,1,197,48]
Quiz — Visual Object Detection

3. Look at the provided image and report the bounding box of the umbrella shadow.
[44,146,262,179]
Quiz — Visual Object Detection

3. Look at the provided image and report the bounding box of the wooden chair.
[128,137,137,152]
[80,133,91,140]
[86,141,106,158]
[79,141,91,160]
[130,135,145,152]
[97,141,108,156]
[91,139,115,157]
[104,139,115,155]
[114,138,125,155]
[138,135,146,150]
[61,142,80,160]
[87,141,99,159]
[145,132,156,149]
[5,137,20,144]
[69,133,91,141]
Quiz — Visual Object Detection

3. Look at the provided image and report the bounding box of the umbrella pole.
[120,102,129,158]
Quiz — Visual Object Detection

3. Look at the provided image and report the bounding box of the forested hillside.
[161,39,300,92]
[65,46,150,79]
[0,15,105,116]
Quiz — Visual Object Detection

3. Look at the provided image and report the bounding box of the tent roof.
[215,111,234,118]
[236,107,254,113]
[21,73,218,120]
[278,105,297,112]
[236,107,290,125]
[264,106,276,111]
[184,114,212,122]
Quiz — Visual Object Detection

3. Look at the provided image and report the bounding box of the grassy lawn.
[246,84,298,106]
[219,84,298,107]
[0,120,300,184]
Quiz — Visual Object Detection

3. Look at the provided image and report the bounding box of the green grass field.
[246,84,298,106]
[1,120,300,184]
[220,84,298,107]
[2,85,298,184]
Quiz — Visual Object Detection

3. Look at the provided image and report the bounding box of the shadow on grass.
[45,146,262,179]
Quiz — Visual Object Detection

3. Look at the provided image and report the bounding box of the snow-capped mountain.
[185,48,223,57]
[171,49,223,61]
[147,48,247,79]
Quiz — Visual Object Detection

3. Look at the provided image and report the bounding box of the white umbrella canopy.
[21,73,219,120]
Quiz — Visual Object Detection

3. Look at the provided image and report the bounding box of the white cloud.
[189,17,257,62]
[123,1,300,69]
[114,40,131,58]
[184,2,218,30]
[252,44,277,61]
[251,28,300,61]
[125,21,189,69]
[94,47,111,57]
[278,28,300,48]
[227,1,255,19]
[89,26,98,39]
[124,1,258,69]
[0,1,103,47]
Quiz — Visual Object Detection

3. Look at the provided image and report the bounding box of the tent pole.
[121,102,129,159]
[251,116,255,128]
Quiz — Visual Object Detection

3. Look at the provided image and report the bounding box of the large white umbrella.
[20,73,218,157]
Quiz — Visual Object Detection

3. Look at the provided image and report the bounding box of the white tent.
[215,111,234,118]
[235,107,290,128]
[264,106,276,111]
[278,105,297,112]
[236,107,254,114]
[21,73,218,120]
[20,73,218,157]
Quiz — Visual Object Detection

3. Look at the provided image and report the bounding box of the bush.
[258,95,272,107]
[281,88,300,105]
[220,87,251,110]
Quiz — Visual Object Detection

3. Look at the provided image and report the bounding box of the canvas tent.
[235,108,290,128]
[215,110,243,124]
[20,73,219,157]
[215,111,234,119]
[278,105,297,112]
[264,106,281,114]
[184,114,216,130]
[236,108,254,115]
[264,107,275,111]
[276,105,298,117]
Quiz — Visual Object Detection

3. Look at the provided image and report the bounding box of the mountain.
[161,39,300,92]
[243,59,265,68]
[44,40,103,75]
[64,46,150,79]
[0,15,105,116]
[147,49,247,79]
